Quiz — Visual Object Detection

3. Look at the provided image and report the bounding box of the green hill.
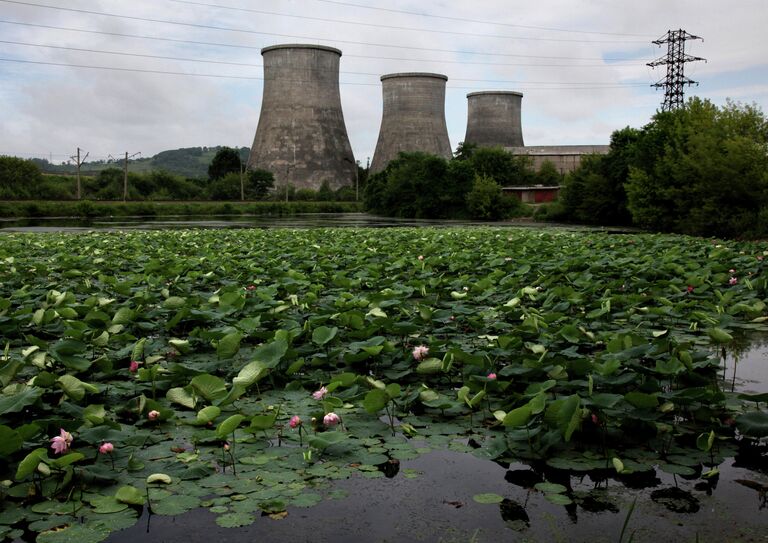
[31,146,250,179]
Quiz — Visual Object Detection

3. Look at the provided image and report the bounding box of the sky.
[0,0,766,166]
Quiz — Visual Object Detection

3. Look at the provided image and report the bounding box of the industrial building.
[464,91,525,148]
[247,44,356,191]
[370,73,452,174]
[247,42,607,187]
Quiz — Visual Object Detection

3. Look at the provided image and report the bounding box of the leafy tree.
[317,181,335,201]
[466,175,518,220]
[364,151,520,220]
[0,156,44,199]
[208,147,242,181]
[625,98,768,237]
[207,169,274,200]
[469,147,536,186]
[557,127,638,226]
[453,141,477,161]
[535,160,562,187]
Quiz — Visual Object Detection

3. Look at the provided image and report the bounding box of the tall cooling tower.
[464,91,524,148]
[370,73,452,174]
[247,44,355,191]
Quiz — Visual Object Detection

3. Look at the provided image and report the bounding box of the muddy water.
[107,344,768,543]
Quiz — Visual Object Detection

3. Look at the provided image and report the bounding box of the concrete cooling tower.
[370,73,452,174]
[247,44,355,191]
[464,91,524,148]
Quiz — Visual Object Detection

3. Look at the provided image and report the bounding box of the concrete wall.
[247,44,356,191]
[465,91,524,148]
[507,145,610,174]
[370,73,452,174]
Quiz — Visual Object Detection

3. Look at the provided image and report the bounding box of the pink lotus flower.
[99,442,114,454]
[50,428,73,455]
[412,345,429,361]
[417,255,424,261]
[323,412,341,427]
[757,255,764,261]
[312,386,328,400]
[729,276,738,285]
[729,268,736,273]
[487,373,497,380]
[246,284,256,291]
[148,410,160,421]
[223,442,230,451]
[129,360,140,373]
[289,415,302,428]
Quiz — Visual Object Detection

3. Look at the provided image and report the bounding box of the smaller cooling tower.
[247,44,355,191]
[464,91,524,148]
[370,73,452,174]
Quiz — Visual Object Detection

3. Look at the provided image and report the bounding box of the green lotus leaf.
[216,414,246,438]
[0,425,23,456]
[472,493,504,504]
[363,389,388,414]
[146,473,173,485]
[195,405,222,425]
[166,386,196,409]
[216,331,242,360]
[312,326,338,346]
[736,411,768,438]
[252,339,288,369]
[36,524,109,543]
[115,485,145,505]
[190,374,227,401]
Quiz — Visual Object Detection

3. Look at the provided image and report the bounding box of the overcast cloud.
[0,0,766,166]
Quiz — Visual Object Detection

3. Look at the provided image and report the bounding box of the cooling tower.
[464,91,524,148]
[370,73,452,174]
[247,44,355,191]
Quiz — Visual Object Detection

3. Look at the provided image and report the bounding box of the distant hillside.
[32,146,250,179]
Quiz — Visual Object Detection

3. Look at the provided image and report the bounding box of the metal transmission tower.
[647,29,705,111]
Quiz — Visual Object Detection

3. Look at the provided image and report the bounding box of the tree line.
[0,147,364,202]
[364,145,561,220]
[543,98,768,239]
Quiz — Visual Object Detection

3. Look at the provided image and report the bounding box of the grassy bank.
[0,200,363,219]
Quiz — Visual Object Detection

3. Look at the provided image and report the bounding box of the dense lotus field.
[0,227,767,541]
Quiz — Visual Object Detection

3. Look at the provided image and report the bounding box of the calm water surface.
[0,212,633,232]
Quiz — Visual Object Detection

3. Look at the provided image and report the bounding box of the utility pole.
[69,147,89,200]
[109,152,140,201]
[355,160,360,202]
[647,29,705,111]
[240,163,246,201]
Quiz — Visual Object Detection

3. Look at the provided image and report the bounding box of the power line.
[0,57,650,90]
[306,0,654,38]
[0,20,648,66]
[162,0,649,42]
[0,40,646,84]
[0,0,648,46]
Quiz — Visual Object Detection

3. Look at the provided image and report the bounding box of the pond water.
[1,215,763,542]
[104,343,767,543]
[0,213,631,232]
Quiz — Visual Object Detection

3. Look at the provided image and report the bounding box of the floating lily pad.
[473,493,505,504]
[215,512,256,528]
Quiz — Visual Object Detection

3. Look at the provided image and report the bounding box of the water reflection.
[0,213,631,232]
[721,333,768,395]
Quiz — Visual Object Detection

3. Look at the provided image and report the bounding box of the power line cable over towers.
[647,29,705,111]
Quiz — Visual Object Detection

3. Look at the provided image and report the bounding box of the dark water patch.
[0,213,637,232]
[99,446,768,543]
